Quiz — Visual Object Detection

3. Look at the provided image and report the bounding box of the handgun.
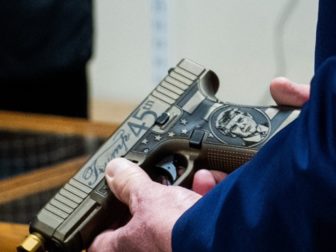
[18,59,299,251]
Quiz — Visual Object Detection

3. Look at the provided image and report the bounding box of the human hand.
[192,77,311,195]
[89,77,311,251]
[88,158,201,252]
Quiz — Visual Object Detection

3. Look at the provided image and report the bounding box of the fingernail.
[105,158,131,178]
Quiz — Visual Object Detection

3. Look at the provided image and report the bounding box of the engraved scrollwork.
[81,129,130,186]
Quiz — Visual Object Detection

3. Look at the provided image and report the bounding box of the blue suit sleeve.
[315,0,336,71]
[172,57,336,251]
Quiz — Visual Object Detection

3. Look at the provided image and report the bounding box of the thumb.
[270,77,310,107]
[105,158,152,209]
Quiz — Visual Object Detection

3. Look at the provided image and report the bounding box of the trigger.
[156,156,177,182]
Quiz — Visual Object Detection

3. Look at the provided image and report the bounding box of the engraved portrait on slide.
[210,106,270,147]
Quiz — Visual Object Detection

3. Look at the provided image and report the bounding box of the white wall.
[89,0,318,122]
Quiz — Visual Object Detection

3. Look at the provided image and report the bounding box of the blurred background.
[0,0,319,232]
[90,0,317,123]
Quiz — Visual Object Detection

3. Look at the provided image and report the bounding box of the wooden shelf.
[0,111,118,252]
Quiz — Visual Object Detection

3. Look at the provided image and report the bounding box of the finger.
[105,158,152,210]
[210,170,228,183]
[89,217,158,252]
[88,228,124,252]
[192,169,227,195]
[270,77,310,106]
[192,169,215,195]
